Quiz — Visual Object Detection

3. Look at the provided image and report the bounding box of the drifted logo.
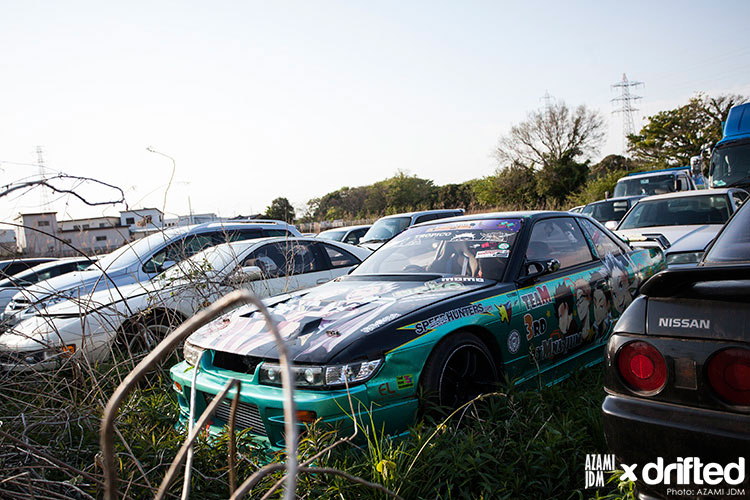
[585,456,746,490]
[622,457,744,486]
[658,317,711,329]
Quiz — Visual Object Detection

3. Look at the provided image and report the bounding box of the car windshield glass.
[360,217,412,243]
[317,230,346,241]
[157,244,240,282]
[613,174,677,197]
[618,194,731,229]
[703,203,750,263]
[581,200,631,223]
[352,218,522,280]
[96,229,181,270]
[709,140,750,188]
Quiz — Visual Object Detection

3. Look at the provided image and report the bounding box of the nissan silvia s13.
[170,212,664,446]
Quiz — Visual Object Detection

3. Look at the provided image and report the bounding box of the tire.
[420,332,498,413]
[118,311,175,356]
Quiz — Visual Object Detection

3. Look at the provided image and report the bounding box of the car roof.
[637,189,734,202]
[320,224,371,232]
[378,209,464,219]
[621,168,689,179]
[585,195,646,206]
[414,210,569,225]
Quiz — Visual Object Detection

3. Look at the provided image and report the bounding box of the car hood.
[38,280,159,316]
[664,225,722,255]
[617,225,722,247]
[187,275,493,364]
[11,268,130,304]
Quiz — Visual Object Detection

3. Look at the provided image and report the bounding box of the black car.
[602,201,750,500]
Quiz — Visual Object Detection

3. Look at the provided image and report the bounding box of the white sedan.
[0,237,371,370]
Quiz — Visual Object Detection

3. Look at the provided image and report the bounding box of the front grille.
[212,351,262,375]
[204,393,266,437]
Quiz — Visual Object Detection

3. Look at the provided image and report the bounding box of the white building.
[57,216,130,256]
[14,212,60,257]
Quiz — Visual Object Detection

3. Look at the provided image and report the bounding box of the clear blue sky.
[1,0,748,221]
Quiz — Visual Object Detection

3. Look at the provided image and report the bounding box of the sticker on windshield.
[476,249,509,259]
[497,219,521,232]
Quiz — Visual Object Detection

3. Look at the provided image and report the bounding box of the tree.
[628,93,748,167]
[265,197,295,223]
[588,154,641,179]
[495,100,606,170]
[474,162,538,209]
[384,171,436,213]
[536,149,589,207]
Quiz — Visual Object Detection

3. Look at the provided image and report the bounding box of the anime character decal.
[526,251,642,362]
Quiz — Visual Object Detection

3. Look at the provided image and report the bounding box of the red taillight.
[617,341,667,394]
[707,348,750,406]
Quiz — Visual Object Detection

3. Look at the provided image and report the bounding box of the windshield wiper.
[360,238,389,244]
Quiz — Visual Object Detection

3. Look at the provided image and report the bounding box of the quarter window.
[578,218,625,258]
[323,244,360,268]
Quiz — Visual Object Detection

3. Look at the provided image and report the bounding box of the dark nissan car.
[602,201,750,500]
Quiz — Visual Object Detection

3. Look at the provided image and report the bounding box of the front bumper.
[602,393,750,499]
[170,360,419,448]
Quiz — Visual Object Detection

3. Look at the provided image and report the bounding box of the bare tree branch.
[0,173,126,207]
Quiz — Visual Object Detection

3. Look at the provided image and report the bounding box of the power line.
[611,74,644,155]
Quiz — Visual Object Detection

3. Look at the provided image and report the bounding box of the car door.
[518,217,601,373]
[578,218,640,336]
[240,241,332,298]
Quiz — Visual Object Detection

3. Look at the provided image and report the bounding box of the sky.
[1,0,749,223]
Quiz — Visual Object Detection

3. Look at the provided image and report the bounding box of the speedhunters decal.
[401,303,490,336]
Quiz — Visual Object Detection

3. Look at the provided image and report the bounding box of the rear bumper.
[602,394,749,499]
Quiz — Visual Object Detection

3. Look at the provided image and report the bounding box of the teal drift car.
[170,212,664,447]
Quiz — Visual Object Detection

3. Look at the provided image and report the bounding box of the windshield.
[158,243,239,283]
[581,199,631,223]
[96,229,181,270]
[361,216,412,243]
[317,230,346,241]
[613,174,677,197]
[709,139,750,188]
[618,194,731,230]
[352,218,522,280]
[703,202,750,264]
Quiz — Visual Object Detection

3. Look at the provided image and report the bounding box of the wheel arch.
[418,324,504,386]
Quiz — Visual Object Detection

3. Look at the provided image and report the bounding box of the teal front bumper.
[169,358,419,448]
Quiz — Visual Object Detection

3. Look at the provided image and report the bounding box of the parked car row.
[2,197,747,499]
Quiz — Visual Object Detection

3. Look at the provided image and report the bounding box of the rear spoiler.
[641,265,750,297]
[623,233,671,250]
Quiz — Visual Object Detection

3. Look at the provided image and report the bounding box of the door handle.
[316,278,329,284]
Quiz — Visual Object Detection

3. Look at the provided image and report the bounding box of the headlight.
[258,359,382,388]
[666,251,703,266]
[183,342,205,366]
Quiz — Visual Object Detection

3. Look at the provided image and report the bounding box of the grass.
[0,354,635,500]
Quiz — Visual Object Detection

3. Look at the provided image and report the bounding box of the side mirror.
[222,265,264,287]
[604,220,618,231]
[518,258,560,285]
[240,265,263,281]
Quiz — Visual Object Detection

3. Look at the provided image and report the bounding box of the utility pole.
[611,74,644,155]
[36,145,51,211]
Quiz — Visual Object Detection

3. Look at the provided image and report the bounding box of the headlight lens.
[183,342,205,366]
[666,251,703,266]
[258,359,382,388]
